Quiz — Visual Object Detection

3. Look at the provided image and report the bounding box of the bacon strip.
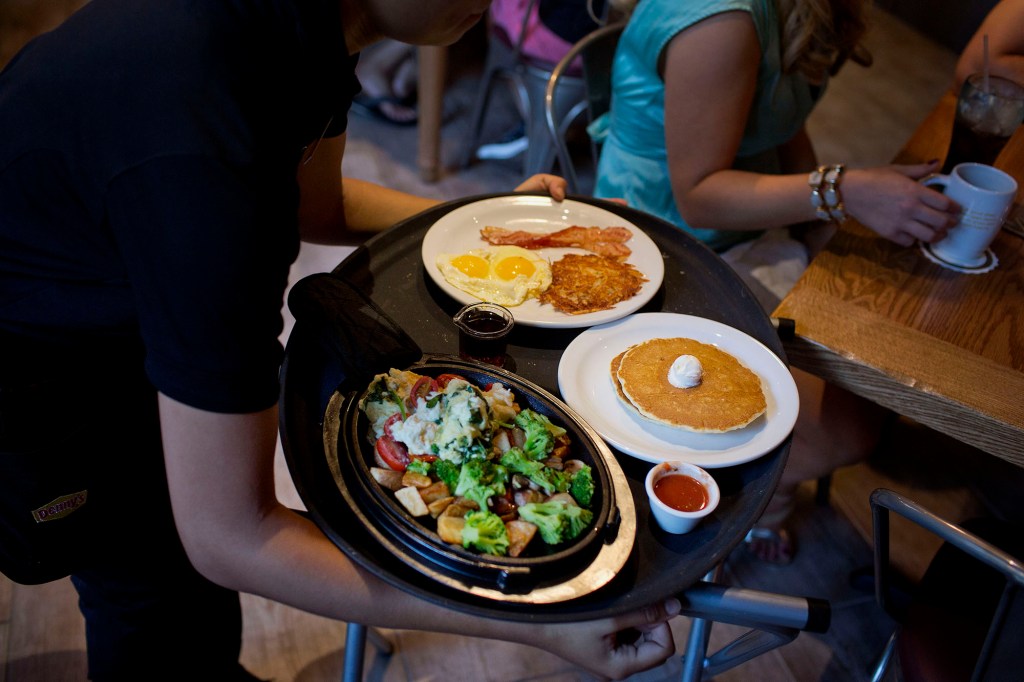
[480,225,633,260]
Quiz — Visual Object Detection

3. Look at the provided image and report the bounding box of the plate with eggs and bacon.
[422,196,664,328]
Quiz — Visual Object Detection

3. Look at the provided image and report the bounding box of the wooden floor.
[3,6,1013,682]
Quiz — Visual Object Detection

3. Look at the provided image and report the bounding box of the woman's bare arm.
[158,395,678,680]
[955,0,1024,88]
[661,11,959,245]
[295,135,568,245]
[663,12,821,232]
[296,134,439,244]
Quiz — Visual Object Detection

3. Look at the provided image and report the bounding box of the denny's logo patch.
[32,491,88,523]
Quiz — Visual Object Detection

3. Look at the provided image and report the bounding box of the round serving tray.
[279,194,790,623]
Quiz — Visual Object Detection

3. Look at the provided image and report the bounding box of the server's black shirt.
[0,0,358,412]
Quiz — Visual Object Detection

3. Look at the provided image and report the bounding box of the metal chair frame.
[342,623,393,682]
[462,0,592,177]
[869,488,1024,682]
[675,564,830,680]
[543,20,625,194]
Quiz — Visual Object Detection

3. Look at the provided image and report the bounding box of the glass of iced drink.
[942,73,1024,173]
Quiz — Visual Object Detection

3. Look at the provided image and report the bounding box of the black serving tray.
[279,194,791,622]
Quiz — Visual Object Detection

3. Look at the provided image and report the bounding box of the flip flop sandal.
[743,526,797,565]
[351,94,418,126]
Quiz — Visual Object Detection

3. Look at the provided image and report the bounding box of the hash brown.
[539,254,647,315]
[613,337,766,433]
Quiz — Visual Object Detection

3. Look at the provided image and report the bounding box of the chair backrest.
[543,20,626,194]
[870,488,1024,682]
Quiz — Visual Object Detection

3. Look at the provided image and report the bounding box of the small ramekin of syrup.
[645,461,720,534]
[452,302,514,367]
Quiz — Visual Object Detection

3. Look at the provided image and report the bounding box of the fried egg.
[435,245,552,306]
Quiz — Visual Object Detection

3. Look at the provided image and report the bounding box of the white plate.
[557,313,799,468]
[421,196,665,329]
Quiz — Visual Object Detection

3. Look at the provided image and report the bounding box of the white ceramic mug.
[922,162,1017,267]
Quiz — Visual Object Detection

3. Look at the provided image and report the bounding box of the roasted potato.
[401,471,433,489]
[427,496,455,518]
[370,467,403,491]
[419,481,451,504]
[437,515,465,545]
[394,486,429,517]
[506,520,537,557]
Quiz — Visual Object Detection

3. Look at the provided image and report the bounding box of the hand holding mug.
[921,162,1017,268]
[837,163,959,246]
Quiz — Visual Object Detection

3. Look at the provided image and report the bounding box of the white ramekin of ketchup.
[644,461,720,534]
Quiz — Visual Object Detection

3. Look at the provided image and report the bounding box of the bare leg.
[746,368,888,563]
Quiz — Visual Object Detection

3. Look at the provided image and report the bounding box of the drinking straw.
[983,34,990,92]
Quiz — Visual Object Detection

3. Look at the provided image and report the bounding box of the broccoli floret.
[517,500,594,545]
[406,458,431,476]
[534,468,569,495]
[500,448,542,475]
[513,409,566,459]
[569,465,595,507]
[460,510,510,556]
[501,448,569,495]
[433,459,460,492]
[454,458,506,511]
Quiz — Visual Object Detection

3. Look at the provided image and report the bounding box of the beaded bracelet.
[808,163,849,223]
[808,165,832,222]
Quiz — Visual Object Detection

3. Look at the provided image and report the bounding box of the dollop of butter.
[668,355,703,388]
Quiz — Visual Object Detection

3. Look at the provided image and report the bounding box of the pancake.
[614,338,766,433]
[609,350,631,404]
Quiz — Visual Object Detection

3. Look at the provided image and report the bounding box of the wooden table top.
[774,89,1024,467]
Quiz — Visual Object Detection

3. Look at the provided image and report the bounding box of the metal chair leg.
[869,630,898,682]
[681,614,713,682]
[522,63,584,179]
[703,625,799,678]
[342,623,366,682]
[675,566,831,681]
[365,626,394,656]
[460,62,503,169]
[342,623,393,682]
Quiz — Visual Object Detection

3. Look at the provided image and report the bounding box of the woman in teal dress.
[596,0,962,563]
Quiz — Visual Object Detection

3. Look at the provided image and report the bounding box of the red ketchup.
[653,474,709,512]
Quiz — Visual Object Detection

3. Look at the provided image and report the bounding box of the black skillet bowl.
[338,355,618,594]
[287,273,624,595]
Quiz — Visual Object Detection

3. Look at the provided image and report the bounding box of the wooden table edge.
[774,288,1024,466]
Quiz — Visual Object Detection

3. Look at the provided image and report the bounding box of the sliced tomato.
[375,413,410,471]
[383,412,404,438]
[435,373,466,388]
[375,435,410,471]
[407,376,440,410]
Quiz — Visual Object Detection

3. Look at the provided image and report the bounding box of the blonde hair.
[777,0,872,80]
